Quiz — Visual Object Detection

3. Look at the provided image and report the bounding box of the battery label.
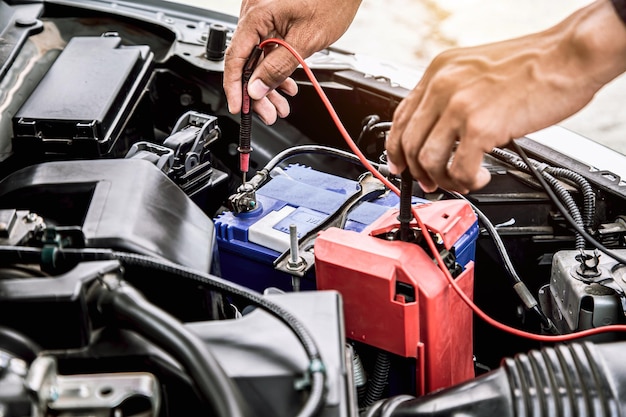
[273,207,326,237]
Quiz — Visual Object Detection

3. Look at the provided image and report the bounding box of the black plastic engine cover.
[12,35,153,157]
[0,159,216,273]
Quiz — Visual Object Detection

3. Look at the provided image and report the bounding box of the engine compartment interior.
[2,1,626,416]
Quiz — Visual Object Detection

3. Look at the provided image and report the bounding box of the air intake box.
[13,35,153,157]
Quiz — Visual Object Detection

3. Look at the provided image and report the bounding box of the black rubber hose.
[363,351,391,408]
[0,246,47,264]
[93,277,250,417]
[361,340,626,417]
[0,325,41,364]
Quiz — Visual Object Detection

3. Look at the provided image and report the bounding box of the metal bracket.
[273,172,387,277]
[25,356,160,417]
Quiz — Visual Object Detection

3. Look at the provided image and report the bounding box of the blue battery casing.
[214,165,478,292]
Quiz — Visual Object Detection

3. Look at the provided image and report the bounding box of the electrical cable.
[547,166,596,228]
[449,191,558,333]
[356,115,392,150]
[263,144,380,174]
[363,351,392,407]
[541,171,586,248]
[239,46,263,184]
[259,37,626,343]
[241,144,380,194]
[511,141,626,266]
[491,147,596,228]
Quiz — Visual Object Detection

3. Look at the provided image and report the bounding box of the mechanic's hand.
[224,0,362,124]
[386,0,626,193]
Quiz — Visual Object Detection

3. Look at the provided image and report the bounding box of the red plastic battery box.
[315,199,476,395]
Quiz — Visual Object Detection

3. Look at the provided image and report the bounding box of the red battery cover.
[314,199,476,394]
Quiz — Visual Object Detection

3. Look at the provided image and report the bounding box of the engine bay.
[2,1,626,416]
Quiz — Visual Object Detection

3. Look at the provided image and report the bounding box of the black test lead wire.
[239,46,263,184]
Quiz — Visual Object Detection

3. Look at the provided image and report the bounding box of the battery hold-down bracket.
[273,172,387,277]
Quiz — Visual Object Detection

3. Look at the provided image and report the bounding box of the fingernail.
[248,79,270,100]
[387,159,399,175]
[475,169,492,189]
[418,181,438,193]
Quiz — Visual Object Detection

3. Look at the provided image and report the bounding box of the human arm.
[385,0,626,193]
[223,0,362,124]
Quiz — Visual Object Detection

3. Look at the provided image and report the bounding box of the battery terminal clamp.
[226,167,271,214]
[228,182,258,214]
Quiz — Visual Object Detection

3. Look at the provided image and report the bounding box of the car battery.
[314,199,478,396]
[214,164,425,292]
[214,164,478,290]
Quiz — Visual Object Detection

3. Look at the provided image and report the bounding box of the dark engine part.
[0,159,216,273]
[365,340,626,417]
[12,35,153,158]
[0,259,353,417]
[0,261,112,350]
[539,249,626,338]
[126,110,229,216]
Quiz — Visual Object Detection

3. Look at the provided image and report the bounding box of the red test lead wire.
[258,37,626,343]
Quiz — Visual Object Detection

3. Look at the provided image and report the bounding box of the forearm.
[610,0,626,26]
[385,0,626,193]
[559,0,626,91]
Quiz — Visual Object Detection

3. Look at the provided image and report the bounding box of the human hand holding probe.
[225,0,626,194]
[385,0,626,194]
[223,0,362,125]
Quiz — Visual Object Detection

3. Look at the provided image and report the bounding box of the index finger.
[223,23,262,114]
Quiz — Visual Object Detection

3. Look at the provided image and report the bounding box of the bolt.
[287,224,305,273]
[288,225,303,265]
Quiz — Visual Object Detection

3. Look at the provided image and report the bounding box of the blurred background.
[182,0,626,154]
